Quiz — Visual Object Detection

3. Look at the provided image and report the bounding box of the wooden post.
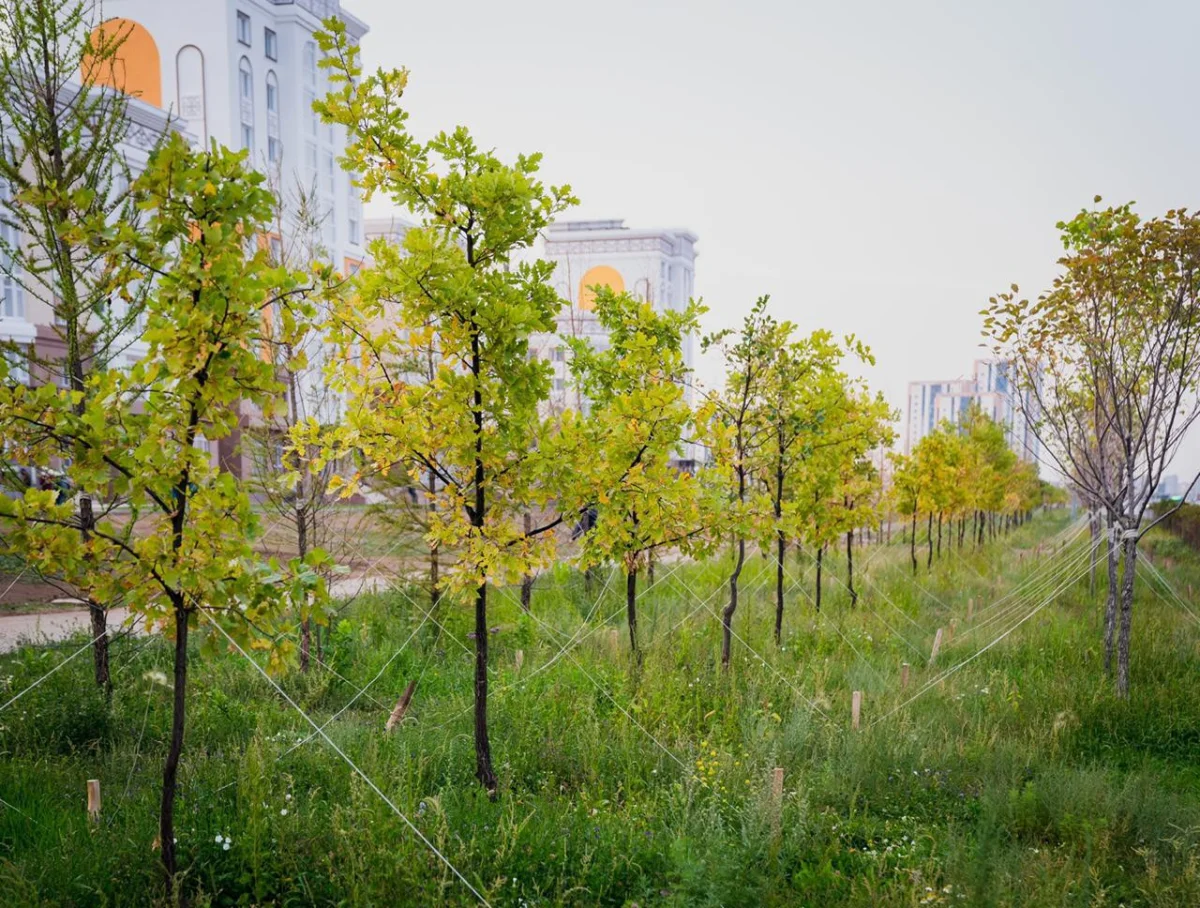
[967,598,974,620]
[86,779,101,824]
[607,627,620,655]
[851,690,862,730]
[514,649,524,673]
[385,680,417,732]
[947,620,956,643]
[930,627,943,665]
[770,767,784,836]
[900,662,910,689]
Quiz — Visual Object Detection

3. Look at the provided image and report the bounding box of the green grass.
[2,512,1199,906]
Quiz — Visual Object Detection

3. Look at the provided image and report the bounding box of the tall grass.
[1,512,1198,906]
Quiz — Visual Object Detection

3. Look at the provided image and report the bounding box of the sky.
[350,0,1200,483]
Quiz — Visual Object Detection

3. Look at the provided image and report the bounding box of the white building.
[906,359,1040,464]
[98,0,368,277]
[535,219,698,406]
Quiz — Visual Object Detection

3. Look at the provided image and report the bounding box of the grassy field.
[1,511,1199,906]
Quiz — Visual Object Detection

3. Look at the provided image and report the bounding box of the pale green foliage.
[0,133,329,659]
[302,22,577,593]
[555,287,711,572]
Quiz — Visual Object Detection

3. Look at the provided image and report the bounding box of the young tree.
[986,200,1200,697]
[558,287,707,660]
[0,135,328,882]
[247,179,348,671]
[700,297,776,668]
[309,23,575,794]
[0,0,160,692]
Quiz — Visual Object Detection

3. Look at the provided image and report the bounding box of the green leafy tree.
[986,199,1200,697]
[557,287,708,659]
[307,22,575,794]
[0,0,160,692]
[0,134,329,882]
[700,296,776,667]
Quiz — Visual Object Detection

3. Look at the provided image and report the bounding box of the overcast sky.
[352,0,1200,484]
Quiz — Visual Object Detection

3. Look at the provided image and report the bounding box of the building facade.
[906,359,1040,464]
[534,219,698,408]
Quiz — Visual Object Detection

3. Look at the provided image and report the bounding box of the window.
[0,182,23,319]
[299,90,314,139]
[551,347,565,362]
[266,71,280,164]
[238,57,253,149]
[303,41,316,86]
[236,11,251,46]
[264,27,277,61]
[553,378,566,391]
[323,150,334,192]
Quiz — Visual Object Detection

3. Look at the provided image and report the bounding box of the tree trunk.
[470,332,496,795]
[926,512,934,570]
[815,544,824,612]
[429,466,441,622]
[160,604,189,881]
[722,536,745,667]
[910,510,918,575]
[520,512,533,611]
[626,565,640,661]
[846,528,856,607]
[1116,533,1136,699]
[296,499,310,672]
[774,531,786,643]
[1088,509,1099,600]
[1103,512,1118,677]
[647,550,655,584]
[936,512,943,559]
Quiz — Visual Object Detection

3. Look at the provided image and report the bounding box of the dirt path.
[0,575,391,654]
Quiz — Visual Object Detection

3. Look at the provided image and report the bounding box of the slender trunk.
[936,512,943,559]
[926,512,934,570]
[647,550,655,584]
[469,322,496,794]
[297,500,310,672]
[815,544,824,611]
[519,512,533,612]
[428,466,441,623]
[1116,533,1136,699]
[1103,511,1118,676]
[774,531,786,643]
[160,603,189,881]
[910,510,918,574]
[774,449,785,644]
[1088,510,1099,600]
[721,464,748,668]
[846,527,856,607]
[626,565,640,661]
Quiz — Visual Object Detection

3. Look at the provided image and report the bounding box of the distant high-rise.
[906,359,1040,464]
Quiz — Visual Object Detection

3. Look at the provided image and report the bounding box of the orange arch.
[83,18,162,108]
[578,265,624,311]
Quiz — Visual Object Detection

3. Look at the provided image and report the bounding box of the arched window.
[238,57,254,151]
[577,265,624,311]
[265,70,281,164]
[83,18,162,108]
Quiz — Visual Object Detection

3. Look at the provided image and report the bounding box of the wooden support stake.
[851,690,862,730]
[900,662,910,689]
[86,779,101,824]
[930,627,943,665]
[967,598,974,620]
[607,627,621,655]
[515,649,524,673]
[770,767,784,836]
[947,620,956,643]
[385,680,417,733]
